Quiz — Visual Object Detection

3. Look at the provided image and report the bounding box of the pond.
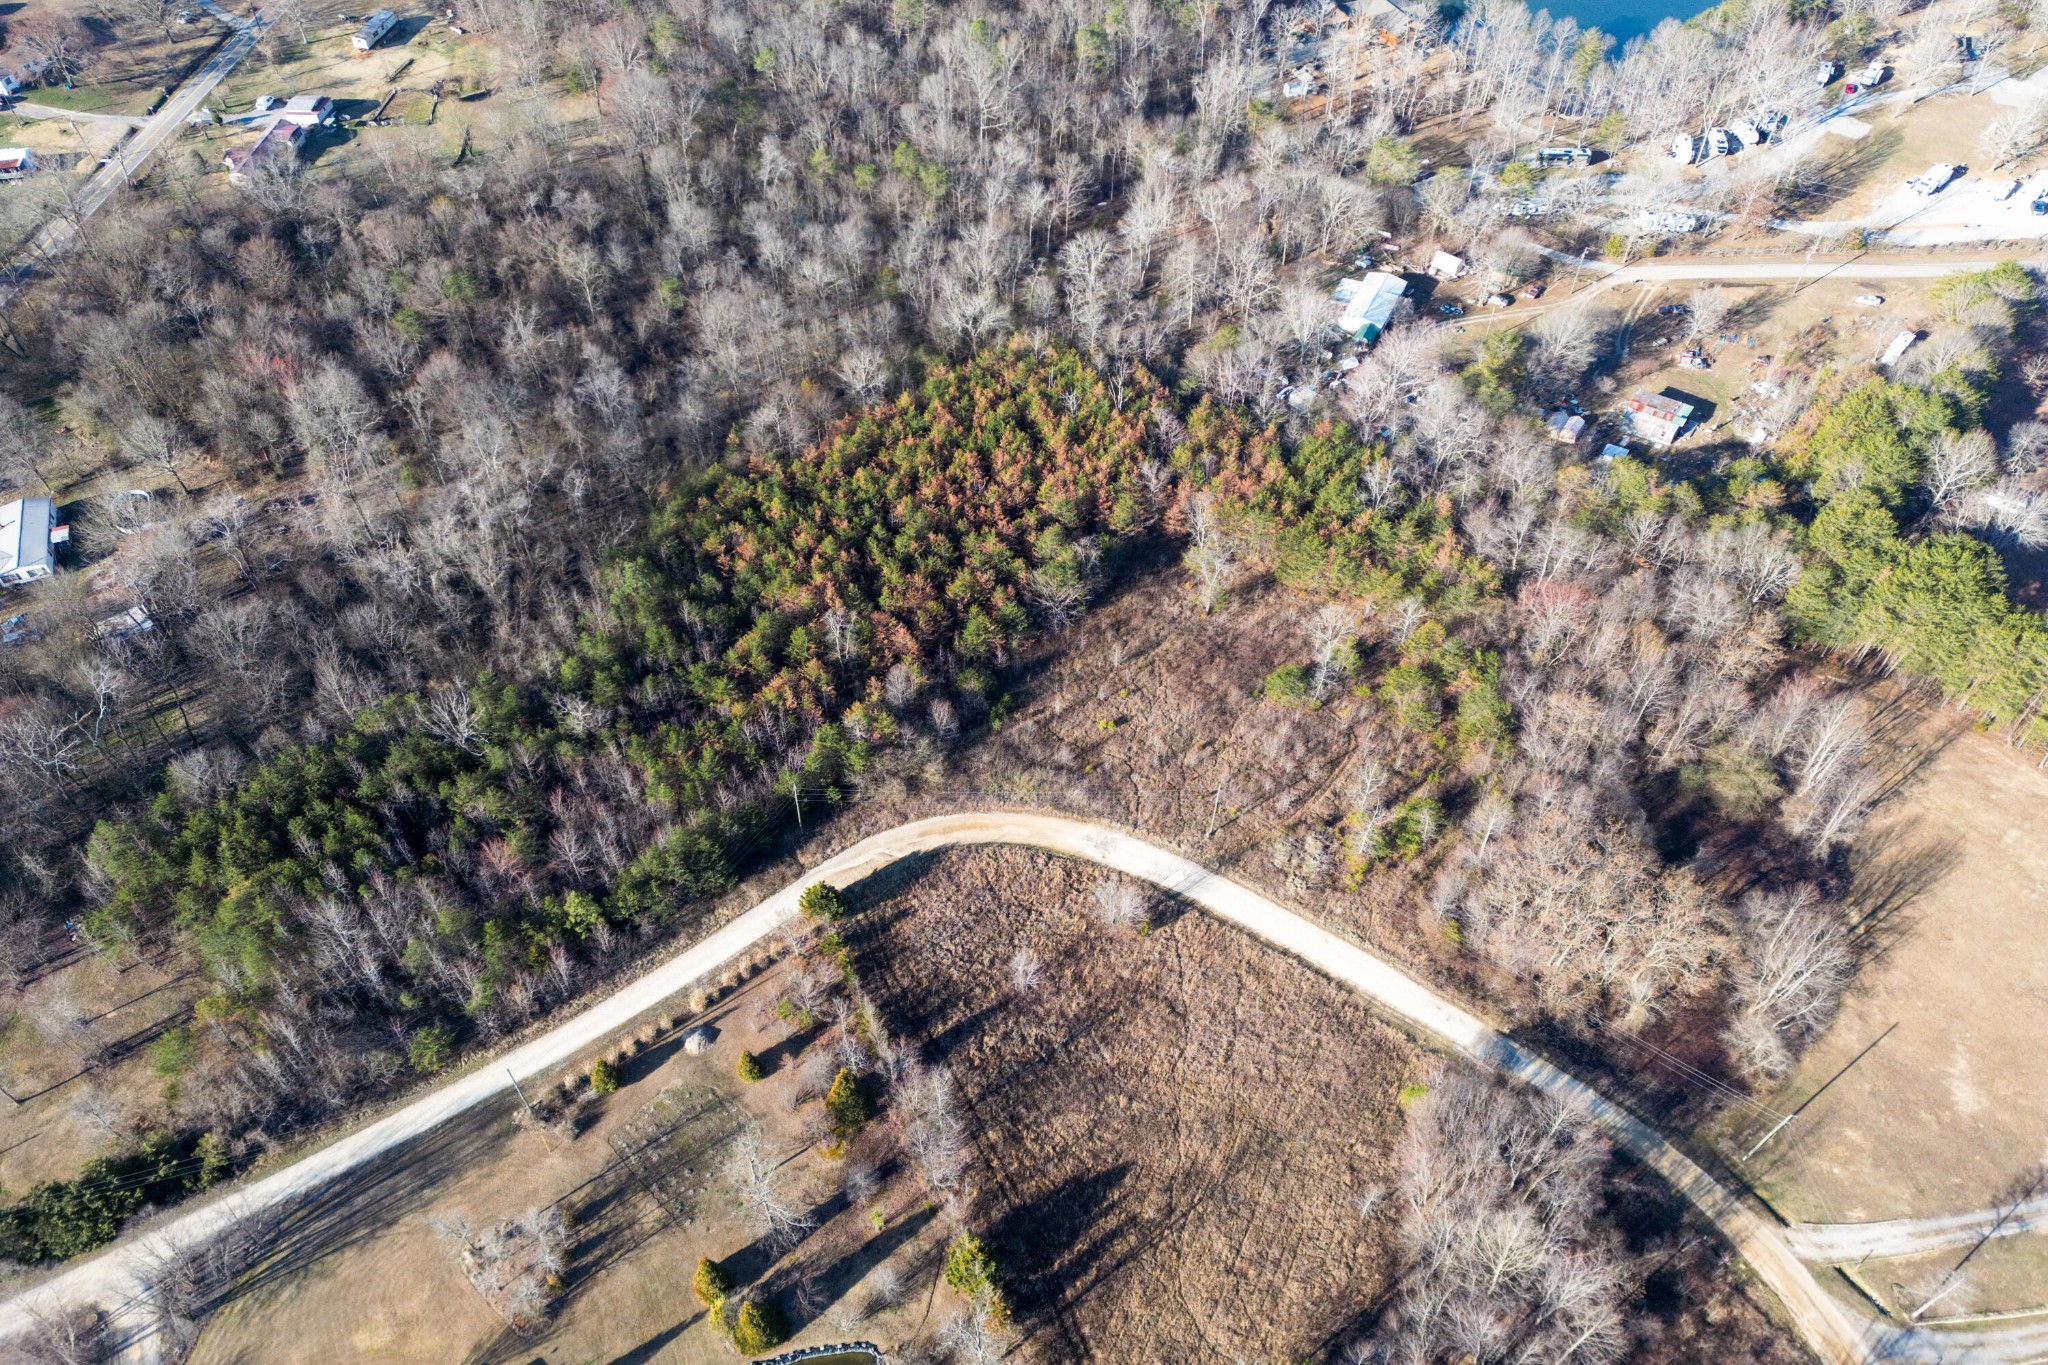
[1535,0,1714,47]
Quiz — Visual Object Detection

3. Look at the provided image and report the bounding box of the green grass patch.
[20,84,124,113]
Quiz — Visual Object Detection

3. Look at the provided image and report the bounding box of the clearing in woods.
[1730,690,2048,1231]
[843,845,1422,1362]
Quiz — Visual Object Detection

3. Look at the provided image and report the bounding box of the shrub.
[799,883,846,922]
[943,1232,1004,1316]
[589,1057,622,1096]
[150,1025,196,1079]
[736,1050,765,1083]
[1261,663,1312,706]
[693,1256,732,1309]
[825,1068,871,1136]
[408,1024,456,1074]
[729,1298,787,1354]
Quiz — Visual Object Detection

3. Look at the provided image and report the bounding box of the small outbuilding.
[0,147,36,182]
[1427,249,1466,280]
[1546,410,1587,444]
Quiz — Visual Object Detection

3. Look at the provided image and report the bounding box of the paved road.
[0,813,1890,1365]
[0,7,266,303]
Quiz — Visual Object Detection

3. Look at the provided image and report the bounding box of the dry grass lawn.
[0,948,198,1191]
[188,958,947,1365]
[1727,691,2048,1226]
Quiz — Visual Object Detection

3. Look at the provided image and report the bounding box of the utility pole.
[508,1068,551,1152]
[1743,1110,1795,1160]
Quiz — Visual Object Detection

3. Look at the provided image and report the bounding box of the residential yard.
[2,0,229,118]
[0,111,127,163]
[1714,688,2048,1226]
[188,955,948,1365]
[207,19,490,118]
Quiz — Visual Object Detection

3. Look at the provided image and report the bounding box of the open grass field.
[1723,689,2048,1226]
[844,844,1423,1363]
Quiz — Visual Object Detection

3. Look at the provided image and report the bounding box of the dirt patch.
[845,844,1422,1363]
[1722,690,2048,1225]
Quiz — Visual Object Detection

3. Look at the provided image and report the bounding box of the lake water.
[1537,0,1713,47]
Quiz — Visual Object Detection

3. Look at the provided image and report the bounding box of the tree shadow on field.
[984,1164,1132,1316]
[1776,125,1905,217]
[774,1201,939,1336]
[222,1101,511,1302]
[726,1187,851,1289]
[1842,830,1958,970]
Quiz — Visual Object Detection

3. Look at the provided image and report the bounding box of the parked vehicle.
[1814,60,1840,85]
[2033,194,2048,216]
[1520,284,1545,299]
[1437,302,1464,317]
[1853,294,1885,306]
[1905,163,1957,196]
[1656,303,1690,317]
[1484,293,1512,308]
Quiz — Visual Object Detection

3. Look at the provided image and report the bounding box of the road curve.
[0,813,1876,1362]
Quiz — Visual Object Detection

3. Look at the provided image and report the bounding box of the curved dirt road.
[0,814,1875,1362]
[1786,1192,2048,1263]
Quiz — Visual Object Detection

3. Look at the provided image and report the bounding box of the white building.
[353,9,398,50]
[0,147,36,183]
[0,497,63,586]
[1878,331,1919,367]
[1333,272,1408,343]
[276,94,335,127]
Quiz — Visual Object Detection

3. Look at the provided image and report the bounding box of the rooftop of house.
[0,497,56,580]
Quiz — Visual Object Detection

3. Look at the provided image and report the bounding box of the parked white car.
[1853,294,1885,306]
